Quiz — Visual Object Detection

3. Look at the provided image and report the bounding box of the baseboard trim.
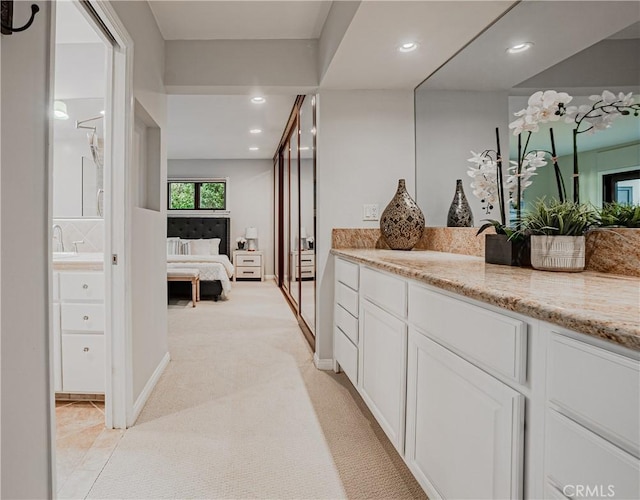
[314,353,334,371]
[130,352,170,426]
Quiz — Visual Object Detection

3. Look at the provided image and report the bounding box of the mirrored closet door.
[274,95,316,347]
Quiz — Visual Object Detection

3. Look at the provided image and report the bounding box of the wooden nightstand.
[292,250,315,280]
[233,250,264,281]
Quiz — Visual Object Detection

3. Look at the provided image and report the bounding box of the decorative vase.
[530,235,585,272]
[447,179,473,227]
[380,179,425,250]
[485,234,530,267]
[237,242,245,250]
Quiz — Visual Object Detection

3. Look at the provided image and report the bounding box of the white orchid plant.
[469,89,639,239]
[509,89,639,205]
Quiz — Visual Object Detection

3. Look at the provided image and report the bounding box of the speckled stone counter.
[331,248,640,351]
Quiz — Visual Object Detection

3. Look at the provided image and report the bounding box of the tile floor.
[55,401,123,499]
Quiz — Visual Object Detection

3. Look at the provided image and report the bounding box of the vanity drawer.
[361,267,407,319]
[408,284,527,383]
[62,333,105,393]
[335,304,358,345]
[336,282,358,318]
[545,410,639,499]
[61,303,104,332]
[547,333,640,456]
[237,268,261,278]
[59,272,104,301]
[335,327,358,386]
[336,258,359,291]
[236,254,261,267]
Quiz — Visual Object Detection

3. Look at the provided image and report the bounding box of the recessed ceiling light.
[249,146,259,151]
[54,100,69,120]
[100,110,105,115]
[251,96,266,104]
[299,146,310,151]
[506,42,533,54]
[250,128,262,134]
[399,41,419,53]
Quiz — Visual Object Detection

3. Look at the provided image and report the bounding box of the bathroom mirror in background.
[53,98,105,218]
[54,4,107,219]
[415,1,640,226]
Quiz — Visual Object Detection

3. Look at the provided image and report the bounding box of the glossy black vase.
[447,179,474,227]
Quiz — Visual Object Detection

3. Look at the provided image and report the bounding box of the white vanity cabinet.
[359,300,407,453]
[334,258,359,386]
[53,270,105,394]
[544,331,640,498]
[332,254,640,500]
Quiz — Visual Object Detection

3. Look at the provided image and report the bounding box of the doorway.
[274,95,317,347]
[49,0,131,493]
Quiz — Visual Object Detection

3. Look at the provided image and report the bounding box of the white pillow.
[180,240,190,255]
[167,237,181,255]
[188,238,221,255]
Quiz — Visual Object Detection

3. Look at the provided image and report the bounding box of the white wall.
[1,2,53,497]
[109,1,168,412]
[169,159,275,275]
[415,89,510,226]
[315,90,415,361]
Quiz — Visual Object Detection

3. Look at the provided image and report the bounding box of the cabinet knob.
[82,284,89,289]
[83,347,89,352]
[83,315,89,321]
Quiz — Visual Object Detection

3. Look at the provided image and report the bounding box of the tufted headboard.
[167,217,231,258]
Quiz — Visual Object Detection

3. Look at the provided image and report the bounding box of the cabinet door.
[62,334,105,393]
[405,330,524,500]
[359,300,407,453]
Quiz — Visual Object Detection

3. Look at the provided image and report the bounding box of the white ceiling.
[149,0,332,40]
[167,95,296,159]
[319,1,516,89]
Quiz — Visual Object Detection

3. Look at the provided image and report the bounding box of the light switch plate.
[363,204,379,221]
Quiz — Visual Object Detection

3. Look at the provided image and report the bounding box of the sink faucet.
[52,224,64,252]
[72,240,85,253]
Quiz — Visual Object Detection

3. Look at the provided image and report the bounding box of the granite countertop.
[53,253,104,271]
[331,248,640,351]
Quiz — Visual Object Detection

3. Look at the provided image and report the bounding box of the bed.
[167,217,234,301]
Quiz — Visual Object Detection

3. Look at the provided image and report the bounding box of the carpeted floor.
[87,281,427,499]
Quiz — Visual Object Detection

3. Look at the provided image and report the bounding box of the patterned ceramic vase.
[447,179,474,227]
[380,179,425,250]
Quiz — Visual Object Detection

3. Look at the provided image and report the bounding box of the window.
[168,180,227,210]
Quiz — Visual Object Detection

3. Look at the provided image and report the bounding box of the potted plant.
[598,202,640,228]
[523,199,598,272]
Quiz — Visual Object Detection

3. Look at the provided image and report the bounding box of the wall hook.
[1,1,40,35]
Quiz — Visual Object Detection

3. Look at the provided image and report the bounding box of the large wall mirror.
[416,1,640,226]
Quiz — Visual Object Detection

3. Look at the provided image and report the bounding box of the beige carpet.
[87,281,426,499]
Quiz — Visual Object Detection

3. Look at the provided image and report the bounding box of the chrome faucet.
[52,224,64,252]
[72,240,85,253]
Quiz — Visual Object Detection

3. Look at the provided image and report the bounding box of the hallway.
[84,281,425,499]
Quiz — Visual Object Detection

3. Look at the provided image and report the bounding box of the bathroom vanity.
[332,249,639,500]
[53,253,105,395]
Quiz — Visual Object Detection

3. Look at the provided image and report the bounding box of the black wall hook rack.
[1,1,40,35]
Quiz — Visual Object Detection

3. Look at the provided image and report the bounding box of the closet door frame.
[274,95,315,349]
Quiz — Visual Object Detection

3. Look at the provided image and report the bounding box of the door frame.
[49,0,134,429]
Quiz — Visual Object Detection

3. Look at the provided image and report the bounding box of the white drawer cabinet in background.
[54,270,105,394]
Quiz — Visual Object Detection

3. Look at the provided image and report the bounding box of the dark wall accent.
[167,217,230,257]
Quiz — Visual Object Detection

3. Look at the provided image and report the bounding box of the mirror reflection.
[415,1,640,226]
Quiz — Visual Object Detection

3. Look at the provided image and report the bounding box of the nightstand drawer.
[237,267,261,278]
[236,255,261,267]
[299,255,315,266]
